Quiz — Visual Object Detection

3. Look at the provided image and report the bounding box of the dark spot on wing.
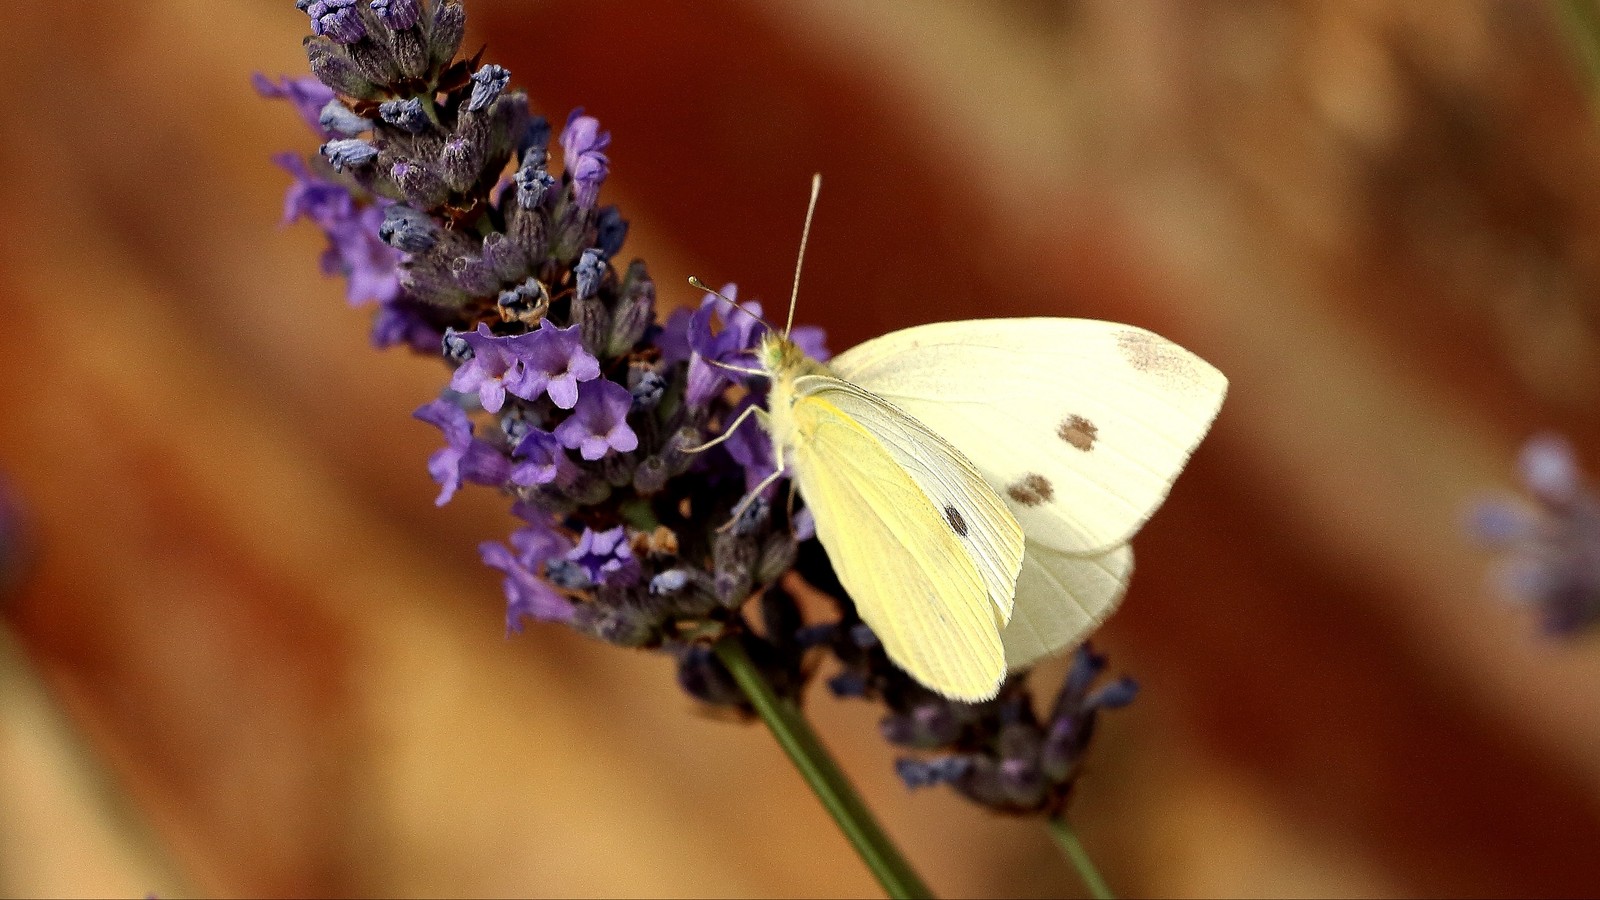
[1058,415,1097,451]
[1006,473,1055,507]
[944,505,969,536]
[1116,329,1200,388]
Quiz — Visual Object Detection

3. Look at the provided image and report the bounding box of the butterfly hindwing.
[1005,540,1132,670]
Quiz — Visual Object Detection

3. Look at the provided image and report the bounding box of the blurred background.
[3,0,1600,896]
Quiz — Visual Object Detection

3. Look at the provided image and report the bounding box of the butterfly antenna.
[784,173,822,338]
[687,276,782,335]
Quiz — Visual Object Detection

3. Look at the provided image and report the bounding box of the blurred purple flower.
[679,284,831,406]
[883,643,1136,813]
[1470,433,1600,635]
[724,393,777,493]
[482,520,576,634]
[253,74,335,137]
[371,299,443,352]
[273,154,400,306]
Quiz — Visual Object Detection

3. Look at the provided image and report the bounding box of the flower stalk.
[712,635,933,900]
[1047,815,1114,900]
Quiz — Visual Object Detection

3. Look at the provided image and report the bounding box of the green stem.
[1558,0,1600,95]
[712,635,933,900]
[1047,816,1114,900]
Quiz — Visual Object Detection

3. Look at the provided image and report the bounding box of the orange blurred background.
[3,1,1600,896]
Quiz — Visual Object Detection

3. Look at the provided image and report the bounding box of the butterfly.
[694,177,1227,702]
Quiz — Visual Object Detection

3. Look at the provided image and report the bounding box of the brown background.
[3,1,1600,896]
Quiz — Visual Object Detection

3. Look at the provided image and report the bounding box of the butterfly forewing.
[787,380,1022,701]
[794,375,1024,622]
[829,318,1228,556]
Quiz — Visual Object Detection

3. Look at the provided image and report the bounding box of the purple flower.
[896,756,972,790]
[253,73,336,137]
[1471,433,1600,635]
[662,284,828,400]
[685,285,767,406]
[791,323,830,363]
[328,204,402,305]
[1039,644,1138,780]
[447,325,519,413]
[273,152,351,226]
[505,319,601,410]
[560,108,610,208]
[274,154,401,306]
[414,399,511,505]
[510,428,579,487]
[554,379,638,460]
[481,521,576,634]
[565,526,641,587]
[371,299,443,352]
[656,306,695,366]
[723,393,777,493]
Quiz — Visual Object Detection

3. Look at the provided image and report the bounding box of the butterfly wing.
[829,318,1227,556]
[1004,541,1132,670]
[829,318,1223,667]
[786,374,1025,701]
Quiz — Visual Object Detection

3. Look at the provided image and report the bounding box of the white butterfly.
[695,178,1227,702]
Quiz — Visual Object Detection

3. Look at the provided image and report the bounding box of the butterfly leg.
[719,404,784,531]
[721,458,787,532]
[682,403,764,454]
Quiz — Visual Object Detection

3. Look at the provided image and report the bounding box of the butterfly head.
[756,330,825,380]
